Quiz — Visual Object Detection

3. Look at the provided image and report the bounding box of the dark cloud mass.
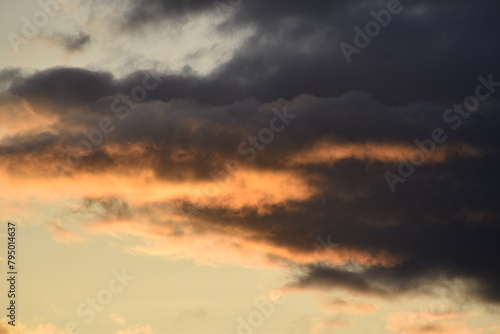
[123,0,216,27]
[120,0,500,106]
[8,67,115,109]
[2,0,500,309]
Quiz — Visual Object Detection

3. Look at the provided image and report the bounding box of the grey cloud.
[60,32,92,52]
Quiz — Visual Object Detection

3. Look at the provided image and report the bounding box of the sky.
[1,0,500,333]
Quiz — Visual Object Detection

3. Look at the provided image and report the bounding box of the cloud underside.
[1,69,500,306]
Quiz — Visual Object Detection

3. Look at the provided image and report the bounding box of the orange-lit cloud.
[83,213,402,269]
[48,223,86,244]
[110,313,127,325]
[286,140,483,166]
[386,311,477,334]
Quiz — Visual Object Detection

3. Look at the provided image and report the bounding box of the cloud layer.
[2,0,500,324]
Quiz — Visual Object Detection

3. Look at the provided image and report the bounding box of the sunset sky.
[1,1,500,333]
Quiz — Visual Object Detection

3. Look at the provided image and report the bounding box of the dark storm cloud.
[0,68,23,87]
[122,0,215,28]
[6,79,499,304]
[293,217,500,304]
[117,0,500,106]
[218,0,500,106]
[8,67,115,110]
[182,148,500,304]
[5,67,246,109]
[2,73,500,178]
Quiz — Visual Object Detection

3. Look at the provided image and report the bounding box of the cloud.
[3,1,500,333]
[110,313,127,325]
[7,67,115,110]
[2,0,500,311]
[41,31,92,53]
[109,0,500,106]
[0,69,23,90]
[121,0,216,28]
[1,72,500,305]
[61,32,91,52]
[386,311,477,334]
[323,298,380,314]
[48,223,85,244]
